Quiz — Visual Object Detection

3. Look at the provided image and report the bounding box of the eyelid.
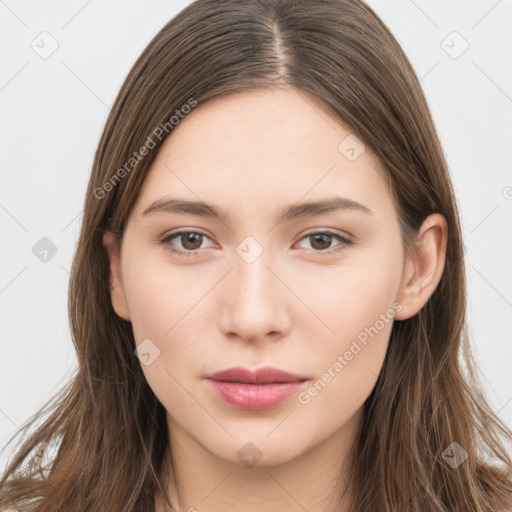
[298,228,353,242]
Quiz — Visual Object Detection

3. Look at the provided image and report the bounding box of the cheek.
[122,242,209,341]
[122,257,209,416]
[292,248,402,415]
[295,319,391,436]
[121,246,218,400]
[292,280,398,434]
[297,246,402,351]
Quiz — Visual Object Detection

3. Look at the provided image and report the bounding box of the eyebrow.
[142,196,373,222]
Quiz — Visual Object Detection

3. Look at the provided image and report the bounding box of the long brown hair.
[1,1,511,510]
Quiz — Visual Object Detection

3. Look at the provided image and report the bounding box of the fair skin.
[103,87,447,512]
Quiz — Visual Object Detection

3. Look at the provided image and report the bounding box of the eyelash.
[159,229,354,258]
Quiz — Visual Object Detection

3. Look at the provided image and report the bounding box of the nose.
[218,246,291,344]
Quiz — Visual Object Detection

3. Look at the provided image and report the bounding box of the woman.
[1,0,511,511]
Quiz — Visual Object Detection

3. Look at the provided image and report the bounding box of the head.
[2,1,511,511]
[101,84,447,468]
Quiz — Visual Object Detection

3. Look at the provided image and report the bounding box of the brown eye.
[160,230,214,257]
[309,233,333,251]
[180,232,203,250]
[296,230,354,256]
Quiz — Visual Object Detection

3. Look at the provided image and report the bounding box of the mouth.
[203,366,309,410]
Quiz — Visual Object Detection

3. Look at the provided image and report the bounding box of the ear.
[102,231,131,321]
[394,213,448,321]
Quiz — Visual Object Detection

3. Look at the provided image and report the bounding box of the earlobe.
[394,213,448,321]
[102,231,131,321]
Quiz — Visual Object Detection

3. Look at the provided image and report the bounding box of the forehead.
[159,87,359,171]
[131,88,392,219]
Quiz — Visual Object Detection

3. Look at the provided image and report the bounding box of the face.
[103,87,434,467]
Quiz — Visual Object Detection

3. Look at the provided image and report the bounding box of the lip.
[203,366,309,410]
[204,366,308,384]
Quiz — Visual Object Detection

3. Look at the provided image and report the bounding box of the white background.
[1,0,511,472]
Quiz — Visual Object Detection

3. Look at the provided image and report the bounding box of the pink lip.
[203,366,309,410]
